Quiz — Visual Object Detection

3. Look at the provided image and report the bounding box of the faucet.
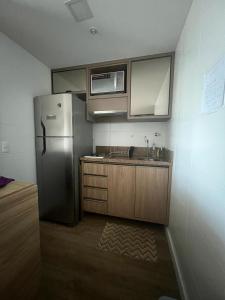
[144,136,150,159]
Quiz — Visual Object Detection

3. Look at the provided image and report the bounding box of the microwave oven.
[91,71,125,95]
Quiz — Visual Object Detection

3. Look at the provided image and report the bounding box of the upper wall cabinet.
[128,54,174,120]
[51,52,174,122]
[52,68,86,94]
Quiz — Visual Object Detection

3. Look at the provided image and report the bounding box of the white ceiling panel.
[0,0,193,68]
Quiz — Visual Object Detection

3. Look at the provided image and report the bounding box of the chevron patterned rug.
[97,222,158,262]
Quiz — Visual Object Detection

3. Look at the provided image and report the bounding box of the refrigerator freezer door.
[36,137,76,224]
[34,94,73,137]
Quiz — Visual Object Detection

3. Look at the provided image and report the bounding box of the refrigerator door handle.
[41,120,46,155]
[42,136,46,156]
[41,119,46,136]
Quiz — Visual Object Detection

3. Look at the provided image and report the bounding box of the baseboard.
[165,228,189,300]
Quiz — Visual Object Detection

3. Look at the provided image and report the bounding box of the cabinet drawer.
[83,187,107,201]
[83,175,108,188]
[83,199,107,214]
[83,163,108,176]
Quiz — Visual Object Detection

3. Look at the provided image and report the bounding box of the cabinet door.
[135,167,169,224]
[130,56,171,116]
[108,165,135,218]
[52,69,86,94]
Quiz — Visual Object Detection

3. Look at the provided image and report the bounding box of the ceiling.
[0,0,193,69]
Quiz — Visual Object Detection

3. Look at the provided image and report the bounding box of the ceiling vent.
[65,0,93,22]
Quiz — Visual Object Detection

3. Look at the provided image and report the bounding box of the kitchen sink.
[136,157,160,161]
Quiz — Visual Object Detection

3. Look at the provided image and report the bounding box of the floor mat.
[97,222,158,262]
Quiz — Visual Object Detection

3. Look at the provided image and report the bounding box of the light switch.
[1,141,9,153]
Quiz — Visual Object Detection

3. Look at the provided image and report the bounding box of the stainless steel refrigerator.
[34,93,92,225]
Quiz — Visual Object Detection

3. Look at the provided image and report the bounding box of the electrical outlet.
[1,141,9,153]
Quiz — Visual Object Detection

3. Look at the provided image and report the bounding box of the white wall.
[0,32,51,183]
[93,122,168,151]
[168,1,225,299]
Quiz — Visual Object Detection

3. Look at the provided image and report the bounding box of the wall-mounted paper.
[201,56,225,114]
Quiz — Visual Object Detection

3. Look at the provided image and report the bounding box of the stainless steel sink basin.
[136,157,160,161]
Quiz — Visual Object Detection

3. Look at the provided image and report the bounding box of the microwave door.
[91,73,115,94]
[91,71,125,95]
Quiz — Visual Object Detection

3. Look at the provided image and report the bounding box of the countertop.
[0,181,35,199]
[80,156,171,167]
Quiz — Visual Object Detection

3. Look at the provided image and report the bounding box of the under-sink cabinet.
[135,166,169,224]
[81,161,171,225]
[108,165,135,219]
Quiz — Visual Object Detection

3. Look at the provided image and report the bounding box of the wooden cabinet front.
[83,199,107,214]
[83,187,107,201]
[83,175,108,189]
[135,166,169,224]
[108,165,135,218]
[0,182,40,299]
[83,162,108,176]
[81,161,171,225]
[82,162,109,214]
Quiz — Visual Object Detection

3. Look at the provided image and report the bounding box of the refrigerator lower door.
[36,137,77,224]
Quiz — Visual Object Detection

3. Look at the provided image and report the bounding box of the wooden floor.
[38,213,180,300]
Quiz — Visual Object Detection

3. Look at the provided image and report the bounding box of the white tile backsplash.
[93,121,169,151]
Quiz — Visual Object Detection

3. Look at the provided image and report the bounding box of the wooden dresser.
[0,181,40,300]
